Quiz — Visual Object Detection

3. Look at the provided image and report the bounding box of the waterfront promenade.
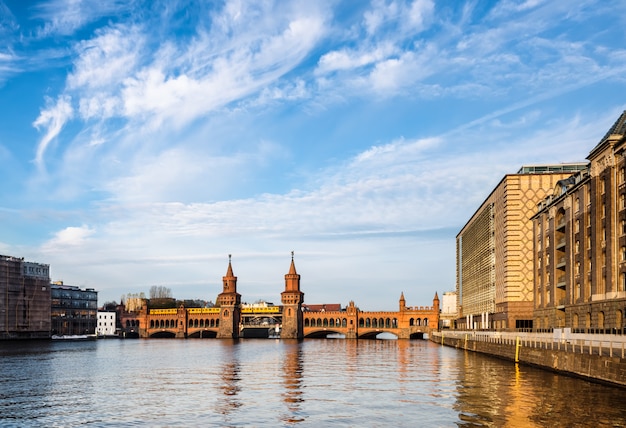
[432,330,626,388]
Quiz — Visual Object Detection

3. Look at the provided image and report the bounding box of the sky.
[1,0,625,311]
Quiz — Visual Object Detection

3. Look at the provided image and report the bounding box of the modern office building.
[456,163,587,330]
[51,281,98,336]
[0,255,51,339]
[533,111,626,332]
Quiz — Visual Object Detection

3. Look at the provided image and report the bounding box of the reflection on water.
[218,341,242,418]
[281,340,305,424]
[0,339,625,427]
[453,350,626,428]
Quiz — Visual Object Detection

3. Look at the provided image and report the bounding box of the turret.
[216,254,241,339]
[281,251,304,339]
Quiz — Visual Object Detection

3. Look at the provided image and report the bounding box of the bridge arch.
[357,330,398,339]
[304,329,345,339]
[187,329,217,338]
[149,331,176,338]
[410,332,427,340]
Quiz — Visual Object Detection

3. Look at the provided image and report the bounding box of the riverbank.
[430,330,626,389]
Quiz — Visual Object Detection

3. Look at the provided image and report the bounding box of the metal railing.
[434,330,626,359]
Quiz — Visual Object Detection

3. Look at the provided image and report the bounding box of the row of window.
[302,317,429,329]
[536,310,624,330]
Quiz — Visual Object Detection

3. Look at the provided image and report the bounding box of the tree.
[102,301,118,311]
[149,285,172,299]
[123,292,146,312]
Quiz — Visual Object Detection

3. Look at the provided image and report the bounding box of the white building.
[97,312,117,336]
[440,291,458,329]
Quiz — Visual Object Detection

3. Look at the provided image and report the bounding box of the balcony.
[556,276,566,289]
[556,220,566,231]
[556,257,566,270]
[556,238,566,250]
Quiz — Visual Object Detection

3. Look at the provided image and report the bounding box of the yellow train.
[149,307,280,315]
[241,306,281,314]
[187,308,220,314]
[149,308,178,315]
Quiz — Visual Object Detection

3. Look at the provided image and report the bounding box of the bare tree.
[149,285,172,299]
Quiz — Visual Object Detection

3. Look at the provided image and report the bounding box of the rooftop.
[516,163,588,175]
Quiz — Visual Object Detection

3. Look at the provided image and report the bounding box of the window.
[601,178,606,194]
[599,311,605,328]
[576,219,580,233]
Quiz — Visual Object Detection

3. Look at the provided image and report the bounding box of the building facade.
[0,255,51,339]
[51,281,98,336]
[533,112,626,333]
[456,164,587,331]
[440,291,457,329]
[97,311,117,336]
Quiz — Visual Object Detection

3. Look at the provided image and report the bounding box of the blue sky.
[1,0,625,311]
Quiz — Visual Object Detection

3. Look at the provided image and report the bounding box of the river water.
[0,338,625,427]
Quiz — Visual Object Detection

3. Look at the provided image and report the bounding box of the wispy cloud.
[3,0,626,307]
[32,95,74,170]
[32,0,132,37]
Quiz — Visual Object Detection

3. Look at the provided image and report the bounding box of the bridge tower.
[432,292,440,330]
[216,255,241,339]
[281,251,304,339]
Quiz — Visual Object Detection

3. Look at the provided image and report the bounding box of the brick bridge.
[120,254,439,340]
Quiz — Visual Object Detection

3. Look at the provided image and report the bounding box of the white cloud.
[33,107,606,307]
[363,0,434,35]
[68,25,144,92]
[32,95,74,170]
[33,0,130,37]
[44,224,95,248]
[317,43,396,74]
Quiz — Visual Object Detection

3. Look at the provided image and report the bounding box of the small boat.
[51,334,97,341]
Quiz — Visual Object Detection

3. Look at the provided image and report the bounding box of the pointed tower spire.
[399,292,406,312]
[226,254,234,277]
[288,250,297,275]
[222,254,237,293]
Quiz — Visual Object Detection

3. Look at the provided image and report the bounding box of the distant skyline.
[1,0,625,310]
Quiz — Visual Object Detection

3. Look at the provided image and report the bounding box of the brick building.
[533,111,626,332]
[0,255,51,339]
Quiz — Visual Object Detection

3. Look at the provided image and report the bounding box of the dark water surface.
[0,338,624,427]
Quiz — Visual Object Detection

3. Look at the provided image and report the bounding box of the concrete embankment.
[430,331,626,389]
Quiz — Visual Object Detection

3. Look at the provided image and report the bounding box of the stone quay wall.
[430,331,626,389]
